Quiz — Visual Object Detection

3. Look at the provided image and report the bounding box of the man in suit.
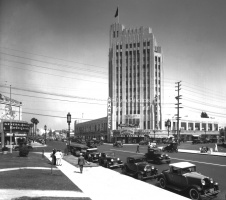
[78,153,86,173]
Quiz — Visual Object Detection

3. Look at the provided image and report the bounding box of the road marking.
[111,149,226,167]
[170,157,226,167]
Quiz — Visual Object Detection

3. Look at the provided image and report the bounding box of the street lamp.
[166,119,171,137]
[44,125,47,144]
[67,112,71,150]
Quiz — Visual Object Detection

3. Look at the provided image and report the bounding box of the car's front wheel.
[137,173,143,181]
[189,188,201,200]
[159,177,167,189]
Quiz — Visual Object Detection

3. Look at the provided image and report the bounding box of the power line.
[0,85,107,102]
[0,63,108,84]
[0,58,107,79]
[0,91,107,105]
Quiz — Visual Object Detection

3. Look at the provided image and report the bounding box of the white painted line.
[111,149,226,167]
[170,157,226,167]
[0,167,59,172]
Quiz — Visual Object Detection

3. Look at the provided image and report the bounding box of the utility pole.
[175,81,183,145]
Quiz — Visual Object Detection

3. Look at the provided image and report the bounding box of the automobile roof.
[169,162,195,168]
[87,148,98,151]
[128,155,145,159]
[70,142,89,149]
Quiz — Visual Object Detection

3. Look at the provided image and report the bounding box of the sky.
[0,0,226,130]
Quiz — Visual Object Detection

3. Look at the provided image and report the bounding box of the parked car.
[162,142,178,153]
[121,155,158,181]
[144,147,171,164]
[84,148,100,162]
[157,162,220,200]
[69,142,89,157]
[98,151,123,168]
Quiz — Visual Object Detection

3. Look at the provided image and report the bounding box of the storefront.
[0,120,30,148]
[113,128,145,144]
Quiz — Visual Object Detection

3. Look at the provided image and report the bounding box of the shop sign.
[3,122,30,131]
[121,129,134,135]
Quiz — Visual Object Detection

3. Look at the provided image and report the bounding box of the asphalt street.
[37,141,226,200]
[98,144,226,200]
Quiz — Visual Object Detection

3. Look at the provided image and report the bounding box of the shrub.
[2,146,9,151]
[19,145,30,157]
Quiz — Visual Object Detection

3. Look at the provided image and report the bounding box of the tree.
[201,112,209,118]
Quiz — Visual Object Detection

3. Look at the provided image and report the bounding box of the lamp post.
[9,85,12,153]
[44,125,47,144]
[67,112,71,150]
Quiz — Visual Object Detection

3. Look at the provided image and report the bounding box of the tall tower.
[109,23,163,133]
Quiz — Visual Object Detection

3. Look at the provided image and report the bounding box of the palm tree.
[34,118,39,137]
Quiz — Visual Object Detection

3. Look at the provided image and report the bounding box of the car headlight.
[210,178,213,183]
[161,155,163,157]
[144,168,147,171]
[201,179,205,185]
[111,159,114,162]
[166,154,168,157]
[117,158,120,161]
[151,166,154,170]
[94,155,96,157]
[214,182,218,185]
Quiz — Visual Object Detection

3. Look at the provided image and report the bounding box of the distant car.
[162,142,178,153]
[192,139,201,144]
[139,140,149,145]
[157,162,220,200]
[145,147,171,164]
[121,155,158,181]
[86,140,97,148]
[113,141,123,147]
[84,148,100,162]
[98,151,123,168]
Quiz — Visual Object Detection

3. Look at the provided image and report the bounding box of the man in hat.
[78,153,86,173]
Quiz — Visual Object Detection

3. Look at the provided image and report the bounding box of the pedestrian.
[51,149,56,165]
[64,143,69,156]
[55,150,62,166]
[215,143,218,152]
[78,153,85,173]
[136,144,140,153]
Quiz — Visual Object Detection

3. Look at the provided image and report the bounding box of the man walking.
[78,153,85,173]
[136,143,140,153]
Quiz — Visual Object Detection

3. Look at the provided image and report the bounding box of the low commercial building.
[74,117,108,141]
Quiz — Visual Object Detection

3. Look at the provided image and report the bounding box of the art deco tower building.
[109,23,163,132]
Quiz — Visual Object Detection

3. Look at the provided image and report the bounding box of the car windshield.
[105,152,115,157]
[134,158,145,163]
[181,166,196,174]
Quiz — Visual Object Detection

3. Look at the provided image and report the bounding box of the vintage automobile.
[86,140,97,148]
[162,142,178,153]
[145,147,171,164]
[157,162,220,200]
[113,141,123,147]
[69,142,89,157]
[98,151,123,168]
[84,148,100,162]
[121,155,158,181]
[139,140,149,145]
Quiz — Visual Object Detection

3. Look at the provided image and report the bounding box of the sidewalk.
[44,152,189,200]
[178,149,226,156]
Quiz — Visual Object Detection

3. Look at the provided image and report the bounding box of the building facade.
[108,23,163,142]
[0,93,30,148]
[74,117,108,141]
